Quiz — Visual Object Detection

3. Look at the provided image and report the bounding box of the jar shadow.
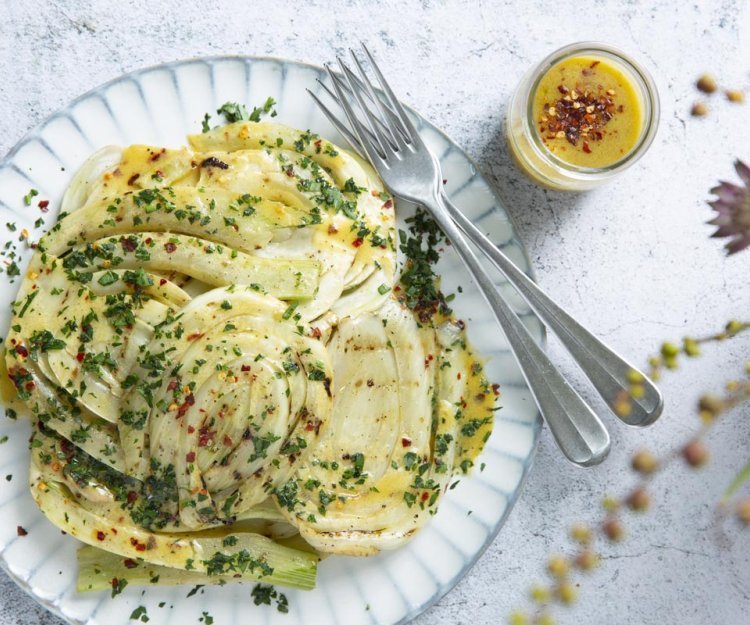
[467,115,586,245]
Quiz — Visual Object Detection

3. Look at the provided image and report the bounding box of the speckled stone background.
[0,1,749,624]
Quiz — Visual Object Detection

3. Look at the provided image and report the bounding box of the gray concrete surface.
[0,1,748,624]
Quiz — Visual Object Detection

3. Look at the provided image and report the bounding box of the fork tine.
[361,42,420,143]
[324,63,386,164]
[307,87,366,159]
[348,49,406,150]
[337,58,396,157]
[321,75,401,148]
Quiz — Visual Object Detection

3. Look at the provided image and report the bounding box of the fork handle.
[439,190,663,427]
[422,192,610,466]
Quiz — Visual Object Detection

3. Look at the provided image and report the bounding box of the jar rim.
[520,41,660,178]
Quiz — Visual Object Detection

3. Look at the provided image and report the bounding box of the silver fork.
[309,44,663,466]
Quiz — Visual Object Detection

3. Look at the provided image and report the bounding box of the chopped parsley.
[129,606,149,622]
[397,208,453,323]
[215,97,277,125]
[23,188,39,206]
[251,583,290,613]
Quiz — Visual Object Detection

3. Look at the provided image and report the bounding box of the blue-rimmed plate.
[0,56,542,625]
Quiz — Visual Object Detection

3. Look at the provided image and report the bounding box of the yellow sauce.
[532,55,644,168]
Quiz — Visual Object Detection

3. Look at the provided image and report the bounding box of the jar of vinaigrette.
[507,42,659,191]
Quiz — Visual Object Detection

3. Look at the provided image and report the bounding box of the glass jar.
[507,42,659,191]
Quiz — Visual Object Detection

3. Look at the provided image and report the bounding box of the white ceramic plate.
[0,57,542,625]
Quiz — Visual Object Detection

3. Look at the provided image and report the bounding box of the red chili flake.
[442,178,448,185]
[427,354,434,361]
[185,451,196,463]
[120,237,137,252]
[24,381,35,392]
[127,173,140,185]
[304,418,321,434]
[16,526,27,536]
[159,278,167,286]
[310,327,322,339]
[76,352,85,362]
[421,492,429,502]
[127,491,138,504]
[352,237,363,248]
[14,345,28,358]
[187,425,195,434]
[96,531,106,541]
[401,437,412,447]
[383,199,393,209]
[582,141,592,154]
[540,84,617,147]
[491,383,501,396]
[457,372,462,380]
[456,319,465,330]
[164,242,177,253]
[38,200,49,211]
[176,393,195,418]
[167,379,178,392]
[186,332,204,342]
[197,426,214,447]
[150,148,166,162]
[123,558,138,569]
[240,364,251,372]
[144,237,153,245]
[223,435,233,446]
[129,537,146,551]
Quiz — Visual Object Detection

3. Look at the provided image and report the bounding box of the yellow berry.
[682,440,709,467]
[726,89,745,103]
[661,342,680,358]
[570,522,592,545]
[575,550,599,571]
[530,584,551,603]
[736,499,750,525]
[698,394,722,416]
[626,369,644,384]
[547,555,569,578]
[603,517,624,541]
[626,487,650,511]
[509,611,529,625]
[613,397,632,417]
[556,583,577,604]
[696,74,717,93]
[602,496,620,512]
[691,101,709,116]
[726,320,744,335]
[631,449,658,475]
[683,337,700,357]
[630,383,645,399]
